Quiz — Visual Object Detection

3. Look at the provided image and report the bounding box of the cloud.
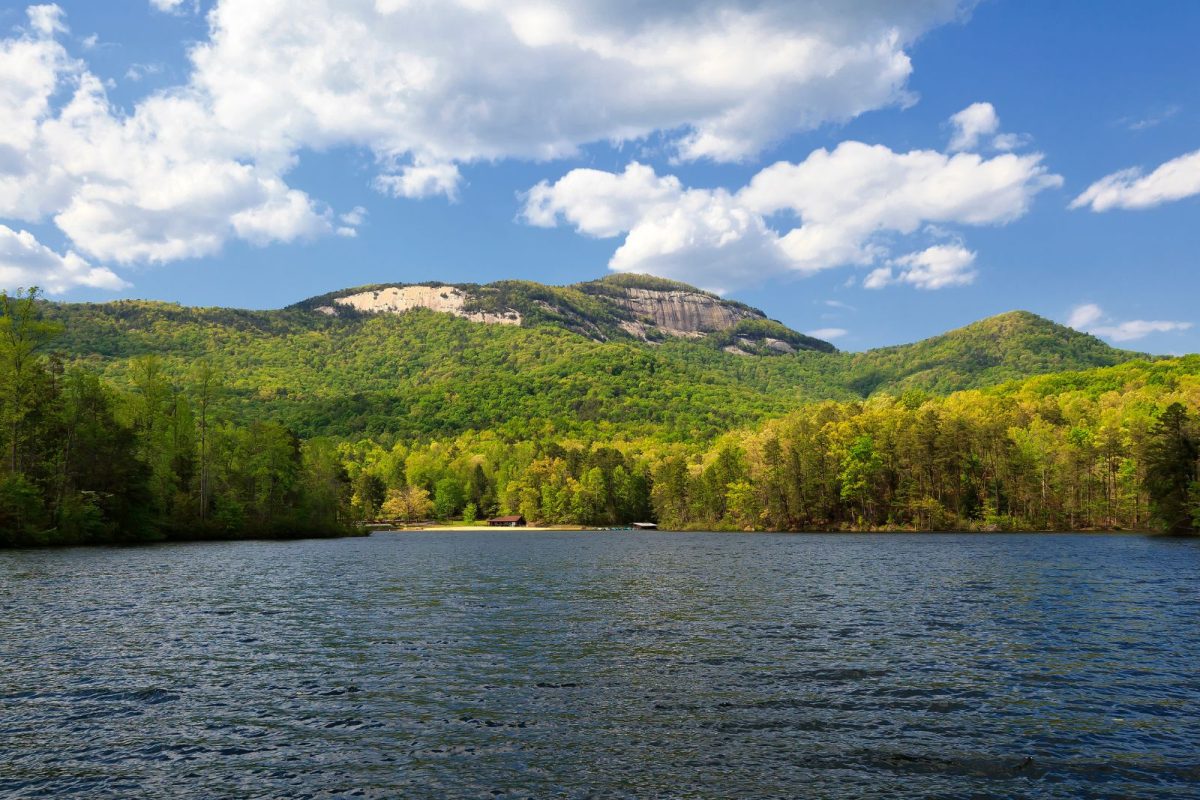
[522,163,790,294]
[1123,105,1180,131]
[1066,303,1191,342]
[1066,303,1103,330]
[519,115,1060,292]
[1071,148,1200,212]
[948,102,999,151]
[336,205,367,237]
[863,243,976,290]
[947,101,1028,152]
[339,206,367,227]
[806,327,847,340]
[0,225,128,293]
[26,5,67,37]
[149,0,190,13]
[0,1,974,277]
[189,0,965,166]
[740,139,1059,272]
[124,62,164,82]
[0,16,334,265]
[522,163,684,237]
[375,163,463,201]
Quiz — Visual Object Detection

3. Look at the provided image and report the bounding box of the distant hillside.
[842,311,1144,395]
[42,278,1148,441]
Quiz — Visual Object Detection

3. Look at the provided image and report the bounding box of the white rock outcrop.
[331,286,521,325]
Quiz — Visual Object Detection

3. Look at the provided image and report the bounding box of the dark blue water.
[2,532,1199,798]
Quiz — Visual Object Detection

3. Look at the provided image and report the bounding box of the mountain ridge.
[289,274,837,355]
[40,276,1151,441]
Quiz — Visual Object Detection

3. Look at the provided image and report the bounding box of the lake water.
[2,532,1199,798]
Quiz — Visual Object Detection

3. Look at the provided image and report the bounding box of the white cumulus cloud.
[948,102,999,151]
[523,163,684,237]
[1070,149,1200,212]
[523,163,791,294]
[0,14,334,279]
[863,243,977,290]
[375,163,463,201]
[1066,303,1191,342]
[0,1,974,286]
[947,101,1027,152]
[189,0,965,167]
[0,225,128,294]
[524,122,1060,292]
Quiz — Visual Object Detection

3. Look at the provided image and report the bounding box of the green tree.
[0,287,62,474]
[839,434,883,524]
[1144,403,1198,533]
[57,370,156,542]
[433,476,465,520]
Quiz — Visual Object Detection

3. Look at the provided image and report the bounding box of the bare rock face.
[297,277,829,355]
[328,286,521,325]
[608,288,761,339]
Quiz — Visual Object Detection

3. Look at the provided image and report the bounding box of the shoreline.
[375,524,589,532]
[372,525,1166,536]
[3,526,1184,550]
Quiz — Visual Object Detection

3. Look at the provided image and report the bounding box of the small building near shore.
[632,522,658,530]
[488,515,527,527]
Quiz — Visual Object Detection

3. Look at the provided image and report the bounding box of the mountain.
[842,311,1145,395]
[292,274,836,355]
[42,277,1147,441]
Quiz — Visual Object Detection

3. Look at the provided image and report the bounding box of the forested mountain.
[42,276,1143,442]
[842,311,1139,395]
[292,274,836,353]
[3,278,1196,544]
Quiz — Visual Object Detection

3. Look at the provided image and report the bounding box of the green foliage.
[433,475,465,520]
[0,289,355,546]
[1144,403,1198,533]
[843,311,1143,395]
[642,362,1200,532]
[580,273,710,295]
[41,289,1143,447]
[7,278,1193,543]
[705,318,836,355]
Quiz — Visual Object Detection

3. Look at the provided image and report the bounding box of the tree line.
[0,289,354,546]
[4,286,1198,544]
[337,367,1200,534]
[644,390,1199,533]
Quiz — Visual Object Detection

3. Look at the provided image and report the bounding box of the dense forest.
[0,290,354,546]
[43,285,1139,441]
[3,280,1198,545]
[331,358,1200,533]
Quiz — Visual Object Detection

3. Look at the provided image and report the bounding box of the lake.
[2,532,1198,798]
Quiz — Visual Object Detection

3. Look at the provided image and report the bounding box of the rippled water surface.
[2,532,1199,798]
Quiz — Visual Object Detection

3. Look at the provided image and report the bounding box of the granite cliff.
[295,274,836,354]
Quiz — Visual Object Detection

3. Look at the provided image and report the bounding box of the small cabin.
[631,522,658,530]
[488,515,527,527]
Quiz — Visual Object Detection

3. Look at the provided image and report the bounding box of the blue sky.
[0,0,1197,352]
